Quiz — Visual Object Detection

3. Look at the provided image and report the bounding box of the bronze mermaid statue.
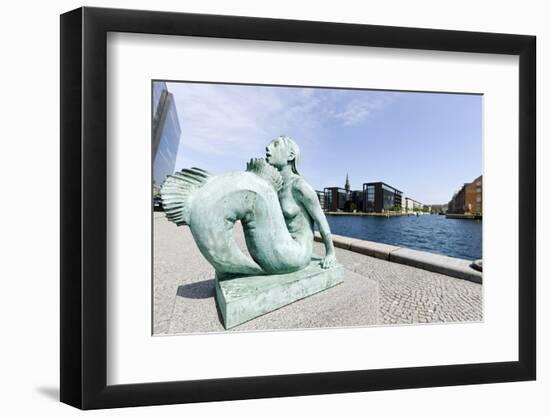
[161,136,337,277]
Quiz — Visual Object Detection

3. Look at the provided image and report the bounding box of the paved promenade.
[153,213,482,334]
[334,248,482,324]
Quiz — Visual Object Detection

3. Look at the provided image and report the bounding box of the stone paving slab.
[169,265,378,333]
[333,249,482,324]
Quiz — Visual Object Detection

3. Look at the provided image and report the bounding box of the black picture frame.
[60,6,536,410]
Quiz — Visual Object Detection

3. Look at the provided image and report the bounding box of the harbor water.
[324,214,482,260]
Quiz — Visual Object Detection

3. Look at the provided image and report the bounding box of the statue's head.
[265,135,301,175]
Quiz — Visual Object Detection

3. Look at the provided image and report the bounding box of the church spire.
[345,173,350,192]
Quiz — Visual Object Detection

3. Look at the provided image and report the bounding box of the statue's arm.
[294,180,336,268]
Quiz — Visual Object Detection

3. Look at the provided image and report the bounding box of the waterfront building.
[315,190,326,210]
[447,191,458,214]
[447,175,482,214]
[448,188,464,214]
[324,174,363,212]
[341,174,363,212]
[404,197,423,212]
[362,182,403,212]
[349,190,364,212]
[323,176,404,214]
[468,175,483,214]
[344,173,351,200]
[152,81,182,192]
[323,187,348,212]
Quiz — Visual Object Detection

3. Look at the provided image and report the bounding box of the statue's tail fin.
[160,167,210,226]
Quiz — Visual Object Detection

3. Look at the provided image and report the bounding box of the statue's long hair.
[278,135,301,176]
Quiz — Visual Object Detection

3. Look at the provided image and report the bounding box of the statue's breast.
[279,190,300,221]
[281,196,300,220]
[279,177,310,224]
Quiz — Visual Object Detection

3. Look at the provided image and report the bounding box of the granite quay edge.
[316,232,482,283]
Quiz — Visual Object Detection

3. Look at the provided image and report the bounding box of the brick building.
[448,175,482,214]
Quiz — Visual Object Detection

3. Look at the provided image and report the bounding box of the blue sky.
[165,81,482,204]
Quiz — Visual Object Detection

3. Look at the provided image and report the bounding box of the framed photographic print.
[60,6,536,409]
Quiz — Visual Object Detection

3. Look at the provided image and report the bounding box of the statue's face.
[266,138,292,168]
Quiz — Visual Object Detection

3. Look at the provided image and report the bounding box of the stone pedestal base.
[216,261,344,329]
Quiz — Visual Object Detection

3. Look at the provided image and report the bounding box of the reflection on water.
[323,214,482,260]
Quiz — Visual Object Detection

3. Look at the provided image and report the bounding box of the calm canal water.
[324,214,482,260]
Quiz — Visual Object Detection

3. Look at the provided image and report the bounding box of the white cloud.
[168,83,281,157]
[166,83,398,162]
[329,95,393,126]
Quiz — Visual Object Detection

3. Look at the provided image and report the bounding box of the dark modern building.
[348,190,364,212]
[323,187,348,212]
[322,176,403,213]
[363,182,403,212]
[152,81,181,192]
[342,173,363,212]
[315,190,326,210]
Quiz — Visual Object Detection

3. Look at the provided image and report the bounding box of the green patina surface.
[160,136,341,329]
[216,260,344,329]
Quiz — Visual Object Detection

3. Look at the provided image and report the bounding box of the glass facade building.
[350,190,364,211]
[365,183,376,211]
[152,81,181,192]
[362,182,403,212]
[323,187,348,212]
[315,190,326,210]
[320,178,404,214]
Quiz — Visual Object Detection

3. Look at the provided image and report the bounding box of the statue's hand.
[321,253,336,269]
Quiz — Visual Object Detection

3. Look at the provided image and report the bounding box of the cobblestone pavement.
[154,213,482,333]
[325,247,483,324]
